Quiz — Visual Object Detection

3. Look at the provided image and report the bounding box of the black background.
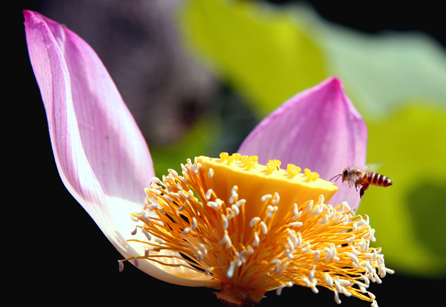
[12,0,445,306]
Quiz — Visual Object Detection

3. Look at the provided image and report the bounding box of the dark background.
[13,0,445,305]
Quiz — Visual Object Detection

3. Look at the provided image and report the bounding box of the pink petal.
[25,10,153,204]
[25,11,215,286]
[238,77,367,209]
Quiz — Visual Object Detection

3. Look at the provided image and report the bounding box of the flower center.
[122,153,392,307]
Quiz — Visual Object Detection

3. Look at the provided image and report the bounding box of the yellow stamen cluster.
[121,153,392,306]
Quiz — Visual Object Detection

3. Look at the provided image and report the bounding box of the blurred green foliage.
[171,0,446,277]
[178,0,327,117]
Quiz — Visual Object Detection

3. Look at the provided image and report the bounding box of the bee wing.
[364,162,384,172]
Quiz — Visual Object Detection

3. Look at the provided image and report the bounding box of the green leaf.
[358,103,446,277]
[179,0,327,117]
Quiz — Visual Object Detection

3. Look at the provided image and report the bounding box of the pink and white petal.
[238,77,367,209]
[25,11,217,286]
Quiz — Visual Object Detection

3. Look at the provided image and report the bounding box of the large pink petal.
[25,10,153,204]
[25,11,216,286]
[238,77,367,209]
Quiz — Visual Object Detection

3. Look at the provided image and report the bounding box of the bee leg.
[359,184,369,199]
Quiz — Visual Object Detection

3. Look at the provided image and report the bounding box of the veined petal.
[24,10,153,204]
[25,11,214,286]
[238,77,367,209]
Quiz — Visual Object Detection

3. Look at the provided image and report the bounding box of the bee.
[330,166,393,199]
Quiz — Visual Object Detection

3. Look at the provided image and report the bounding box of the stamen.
[222,214,229,230]
[250,217,261,227]
[142,228,152,241]
[260,221,268,234]
[345,234,356,243]
[130,153,389,307]
[227,260,236,278]
[208,168,214,178]
[271,192,280,204]
[276,284,285,295]
[133,257,139,267]
[231,204,240,216]
[205,189,213,200]
[131,227,138,236]
[207,201,219,210]
[190,217,198,230]
[261,194,272,203]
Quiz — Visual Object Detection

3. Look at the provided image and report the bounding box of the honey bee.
[330,166,393,199]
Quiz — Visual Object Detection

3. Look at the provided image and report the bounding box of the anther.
[199,243,208,255]
[227,260,236,278]
[261,194,272,202]
[285,248,294,259]
[346,252,359,264]
[142,228,152,241]
[287,237,294,252]
[190,217,198,230]
[312,250,321,262]
[138,213,150,226]
[236,199,246,207]
[163,194,172,203]
[345,234,356,243]
[325,273,333,287]
[250,217,261,227]
[197,250,203,261]
[278,263,288,275]
[229,194,237,205]
[334,279,342,295]
[222,214,229,230]
[253,232,260,246]
[205,189,213,200]
[272,259,282,273]
[130,215,139,222]
[305,200,314,212]
[118,260,124,272]
[308,266,316,280]
[231,204,240,216]
[180,190,191,200]
[260,221,268,234]
[301,242,310,253]
[133,257,139,267]
[207,201,219,210]
[267,205,278,218]
[276,284,285,296]
[169,192,180,199]
[319,214,328,224]
[271,192,280,204]
[131,227,138,236]
[168,169,178,177]
[334,290,342,305]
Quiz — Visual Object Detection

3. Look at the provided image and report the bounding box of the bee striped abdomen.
[366,172,393,187]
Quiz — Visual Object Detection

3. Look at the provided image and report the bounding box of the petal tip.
[23,10,40,22]
[324,76,344,91]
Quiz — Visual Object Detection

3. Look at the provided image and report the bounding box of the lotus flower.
[25,10,392,306]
